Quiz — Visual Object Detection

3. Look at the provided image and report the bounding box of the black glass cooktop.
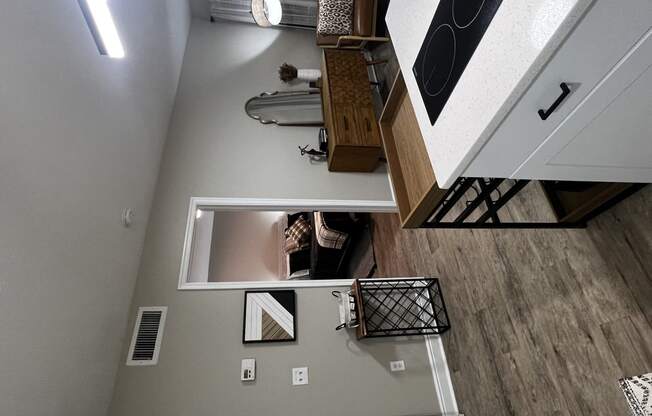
[412,0,503,125]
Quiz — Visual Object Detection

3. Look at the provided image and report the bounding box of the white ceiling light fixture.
[251,0,283,27]
[78,0,125,58]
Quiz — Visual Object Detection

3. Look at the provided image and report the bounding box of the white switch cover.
[292,367,309,385]
[241,358,256,381]
[390,360,405,372]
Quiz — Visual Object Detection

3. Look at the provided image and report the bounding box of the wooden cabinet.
[463,0,652,182]
[320,50,382,172]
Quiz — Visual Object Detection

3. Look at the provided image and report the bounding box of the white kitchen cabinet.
[514,29,652,182]
[463,0,652,182]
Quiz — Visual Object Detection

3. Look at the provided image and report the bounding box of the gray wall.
[109,19,434,416]
[209,211,285,282]
[0,1,191,415]
[110,288,439,416]
[158,18,392,204]
[189,0,210,19]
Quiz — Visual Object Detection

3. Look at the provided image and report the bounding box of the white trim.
[178,197,396,290]
[187,210,214,283]
[180,279,354,290]
[425,334,460,416]
[126,306,168,366]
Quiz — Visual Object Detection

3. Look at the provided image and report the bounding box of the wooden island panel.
[379,71,447,228]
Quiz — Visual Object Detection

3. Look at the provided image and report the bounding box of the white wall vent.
[126,306,167,366]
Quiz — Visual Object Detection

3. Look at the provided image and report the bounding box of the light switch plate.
[390,360,406,372]
[241,358,256,381]
[292,367,309,385]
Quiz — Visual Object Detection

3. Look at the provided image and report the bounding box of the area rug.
[620,372,652,416]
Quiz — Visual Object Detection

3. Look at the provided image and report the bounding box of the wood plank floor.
[371,186,652,416]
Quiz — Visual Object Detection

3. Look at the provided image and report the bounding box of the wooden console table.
[320,50,382,172]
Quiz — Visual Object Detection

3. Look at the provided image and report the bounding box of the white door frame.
[178,197,397,290]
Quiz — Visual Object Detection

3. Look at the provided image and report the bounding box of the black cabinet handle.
[538,82,571,121]
[365,118,371,132]
[343,116,349,130]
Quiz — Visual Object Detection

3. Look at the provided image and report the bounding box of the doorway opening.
[178,197,396,290]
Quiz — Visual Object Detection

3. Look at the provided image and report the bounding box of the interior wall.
[108,19,430,416]
[156,18,392,206]
[209,211,285,282]
[110,287,439,416]
[189,0,209,19]
[0,1,191,415]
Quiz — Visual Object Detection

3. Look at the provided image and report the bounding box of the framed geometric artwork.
[243,290,296,343]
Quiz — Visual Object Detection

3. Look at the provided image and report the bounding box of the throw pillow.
[284,237,310,255]
[285,215,311,244]
[317,0,353,36]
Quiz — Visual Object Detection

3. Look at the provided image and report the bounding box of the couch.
[286,212,365,278]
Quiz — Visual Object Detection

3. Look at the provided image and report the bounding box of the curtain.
[279,0,317,28]
[210,0,317,28]
[210,0,255,24]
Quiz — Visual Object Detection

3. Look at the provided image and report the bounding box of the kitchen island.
[386,0,595,188]
[380,0,652,228]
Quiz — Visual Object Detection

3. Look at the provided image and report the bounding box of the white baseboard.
[425,335,460,416]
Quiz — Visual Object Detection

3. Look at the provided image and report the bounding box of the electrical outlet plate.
[241,358,256,381]
[292,367,309,385]
[390,360,406,372]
